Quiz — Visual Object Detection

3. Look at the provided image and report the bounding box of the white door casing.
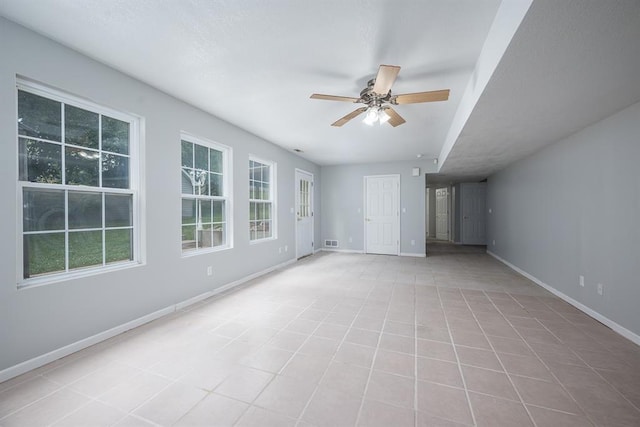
[295,169,314,258]
[461,183,487,245]
[364,175,400,255]
[435,187,449,240]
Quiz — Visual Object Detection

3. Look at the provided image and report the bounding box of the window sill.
[181,244,232,258]
[18,260,144,290]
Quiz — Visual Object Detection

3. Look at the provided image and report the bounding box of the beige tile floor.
[1,250,640,426]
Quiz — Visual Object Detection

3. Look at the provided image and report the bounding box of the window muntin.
[181,135,230,253]
[249,158,276,242]
[17,82,138,285]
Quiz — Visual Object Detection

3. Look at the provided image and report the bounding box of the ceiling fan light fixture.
[378,108,390,124]
[363,107,378,126]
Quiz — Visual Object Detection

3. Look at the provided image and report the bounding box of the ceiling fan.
[310,65,449,127]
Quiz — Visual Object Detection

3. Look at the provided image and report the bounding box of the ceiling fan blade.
[394,89,450,104]
[310,94,360,102]
[372,65,401,96]
[384,107,406,127]
[331,107,367,127]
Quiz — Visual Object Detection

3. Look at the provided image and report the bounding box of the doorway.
[295,169,314,259]
[435,187,449,241]
[364,174,400,255]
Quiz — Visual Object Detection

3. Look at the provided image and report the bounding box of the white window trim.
[15,78,144,288]
[249,155,277,244]
[180,131,233,256]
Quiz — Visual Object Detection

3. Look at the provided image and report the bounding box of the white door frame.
[295,168,314,259]
[363,174,400,255]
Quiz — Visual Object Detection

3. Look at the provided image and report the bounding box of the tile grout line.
[533,297,640,415]
[436,287,478,427]
[352,282,396,427]
[461,290,539,426]
[482,291,599,427]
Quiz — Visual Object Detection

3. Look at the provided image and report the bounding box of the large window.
[17,81,139,285]
[181,134,231,254]
[249,157,276,242]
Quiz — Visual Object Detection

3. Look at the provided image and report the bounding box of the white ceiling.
[0,0,503,165]
[437,0,640,183]
[2,1,639,180]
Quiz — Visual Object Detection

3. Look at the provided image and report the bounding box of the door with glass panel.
[295,169,314,258]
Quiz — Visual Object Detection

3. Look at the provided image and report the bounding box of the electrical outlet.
[279,247,282,254]
[597,283,604,296]
[410,240,415,246]
[348,237,353,243]
[579,275,584,287]
[492,240,496,246]
[206,266,213,276]
[285,245,288,252]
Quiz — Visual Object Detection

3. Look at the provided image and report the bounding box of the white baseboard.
[0,257,297,383]
[487,250,640,347]
[321,248,365,254]
[400,252,426,258]
[313,248,323,254]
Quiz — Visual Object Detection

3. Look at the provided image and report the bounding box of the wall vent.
[324,240,339,248]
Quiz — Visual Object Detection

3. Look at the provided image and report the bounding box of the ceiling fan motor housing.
[360,78,391,107]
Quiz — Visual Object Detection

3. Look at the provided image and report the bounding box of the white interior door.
[435,188,449,240]
[365,175,399,255]
[295,169,314,258]
[461,183,487,245]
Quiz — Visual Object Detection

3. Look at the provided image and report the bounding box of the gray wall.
[321,161,437,255]
[487,100,640,337]
[0,18,321,372]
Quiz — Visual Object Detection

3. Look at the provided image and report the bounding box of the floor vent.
[324,240,339,248]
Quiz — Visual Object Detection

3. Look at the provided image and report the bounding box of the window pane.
[195,144,208,171]
[211,173,222,197]
[65,147,99,186]
[105,194,132,227]
[65,104,99,148]
[102,116,129,155]
[256,202,264,221]
[262,166,271,184]
[262,182,270,200]
[249,202,256,221]
[198,228,213,249]
[200,171,210,196]
[213,200,225,223]
[68,230,103,269]
[19,138,62,184]
[182,198,196,225]
[210,149,222,173]
[265,203,272,221]
[18,91,61,142]
[102,153,129,188]
[181,169,195,195]
[212,224,225,247]
[199,199,212,223]
[263,220,272,238]
[105,229,132,263]
[23,233,65,278]
[23,188,65,231]
[181,141,193,168]
[182,225,196,251]
[68,191,102,229]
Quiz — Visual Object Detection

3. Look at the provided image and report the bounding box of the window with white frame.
[17,81,140,285]
[249,157,276,241]
[181,135,231,253]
